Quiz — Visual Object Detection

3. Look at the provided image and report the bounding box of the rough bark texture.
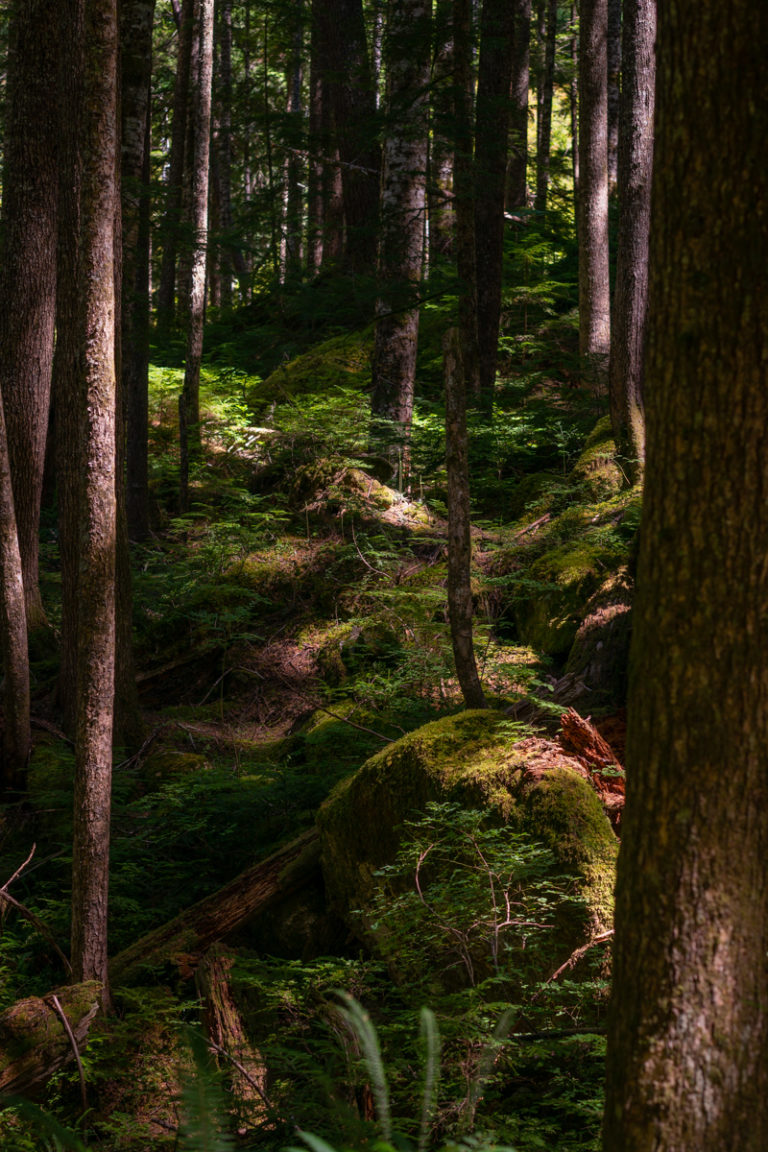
[121,0,156,542]
[569,3,579,200]
[444,329,485,709]
[0,982,102,1096]
[507,0,532,211]
[370,0,432,476]
[474,0,514,407]
[179,0,215,511]
[427,0,455,265]
[608,0,655,483]
[603,3,768,1147]
[110,829,320,984]
[307,0,325,273]
[70,0,119,997]
[283,6,305,281]
[606,0,621,196]
[534,0,557,216]
[0,391,30,791]
[321,0,380,273]
[578,0,611,387]
[452,0,479,396]
[0,0,59,630]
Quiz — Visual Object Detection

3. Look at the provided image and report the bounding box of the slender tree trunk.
[178,0,215,513]
[215,0,239,309]
[0,0,59,632]
[452,0,479,397]
[534,0,558,216]
[428,0,455,265]
[307,0,325,274]
[157,0,192,332]
[474,0,515,408]
[444,329,485,709]
[370,0,432,478]
[70,0,119,1001]
[507,0,532,212]
[283,5,305,282]
[606,0,621,197]
[608,0,655,484]
[569,2,579,201]
[603,3,768,1146]
[121,0,156,543]
[322,0,380,274]
[262,14,280,274]
[578,0,611,388]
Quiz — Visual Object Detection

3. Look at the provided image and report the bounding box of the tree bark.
[0,0,59,631]
[307,0,326,274]
[607,0,655,484]
[121,0,156,543]
[178,0,215,512]
[0,392,30,792]
[474,0,515,408]
[606,0,621,197]
[282,3,305,282]
[444,329,485,709]
[370,0,432,478]
[534,0,558,217]
[427,0,455,266]
[70,0,120,1001]
[507,0,532,212]
[569,2,579,202]
[157,0,192,332]
[577,0,611,388]
[452,0,479,397]
[603,2,768,1147]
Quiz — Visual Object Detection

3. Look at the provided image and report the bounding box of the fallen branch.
[545,929,614,985]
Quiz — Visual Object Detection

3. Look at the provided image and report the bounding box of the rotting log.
[0,980,102,1096]
[110,829,320,984]
[558,707,625,829]
[196,944,272,1127]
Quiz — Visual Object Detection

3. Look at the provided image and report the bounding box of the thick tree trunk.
[607,0,655,484]
[179,0,215,512]
[474,0,515,408]
[606,0,621,197]
[507,0,532,212]
[121,0,156,543]
[0,0,59,632]
[157,0,192,331]
[577,0,611,388]
[307,0,325,273]
[534,0,558,216]
[321,0,380,274]
[370,0,432,478]
[603,3,768,1147]
[0,394,30,792]
[452,0,479,397]
[110,829,320,983]
[444,329,485,709]
[70,0,119,1001]
[427,0,455,266]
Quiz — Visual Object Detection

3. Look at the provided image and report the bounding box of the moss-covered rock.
[138,750,211,791]
[515,536,614,657]
[248,332,372,408]
[317,711,616,959]
[569,415,623,501]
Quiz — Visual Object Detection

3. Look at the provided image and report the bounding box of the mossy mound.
[137,751,211,792]
[565,567,634,707]
[248,332,371,408]
[569,415,623,501]
[317,711,616,955]
[290,460,435,531]
[516,535,616,657]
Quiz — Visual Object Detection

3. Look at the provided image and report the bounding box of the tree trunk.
[569,2,579,202]
[474,0,515,408]
[370,0,432,479]
[157,0,192,332]
[507,0,532,212]
[444,329,485,709]
[283,4,305,282]
[121,0,156,543]
[603,3,768,1147]
[606,0,621,197]
[321,0,381,274]
[427,0,455,266]
[534,0,558,217]
[307,0,326,274]
[110,829,320,983]
[607,0,655,484]
[0,0,59,632]
[452,0,479,397]
[577,0,610,388]
[70,0,120,1002]
[178,0,215,512]
[0,393,30,792]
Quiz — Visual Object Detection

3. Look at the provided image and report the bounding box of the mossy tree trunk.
[603,2,768,1146]
[607,0,655,484]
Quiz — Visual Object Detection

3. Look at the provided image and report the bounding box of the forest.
[0,0,765,1150]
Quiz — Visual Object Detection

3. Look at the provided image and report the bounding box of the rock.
[317,711,617,980]
[569,415,623,501]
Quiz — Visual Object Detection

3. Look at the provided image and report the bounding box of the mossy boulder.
[515,536,614,657]
[248,332,372,408]
[317,711,616,964]
[569,415,623,502]
[138,750,211,791]
[565,567,634,707]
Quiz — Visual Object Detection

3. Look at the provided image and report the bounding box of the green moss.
[318,710,617,948]
[569,415,623,501]
[248,331,372,406]
[518,537,614,656]
[138,751,210,791]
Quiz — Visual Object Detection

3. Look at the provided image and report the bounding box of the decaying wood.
[110,828,320,984]
[558,707,625,828]
[196,945,272,1126]
[0,981,101,1096]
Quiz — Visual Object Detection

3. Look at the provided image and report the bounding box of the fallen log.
[558,708,625,829]
[110,828,320,984]
[0,981,102,1096]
